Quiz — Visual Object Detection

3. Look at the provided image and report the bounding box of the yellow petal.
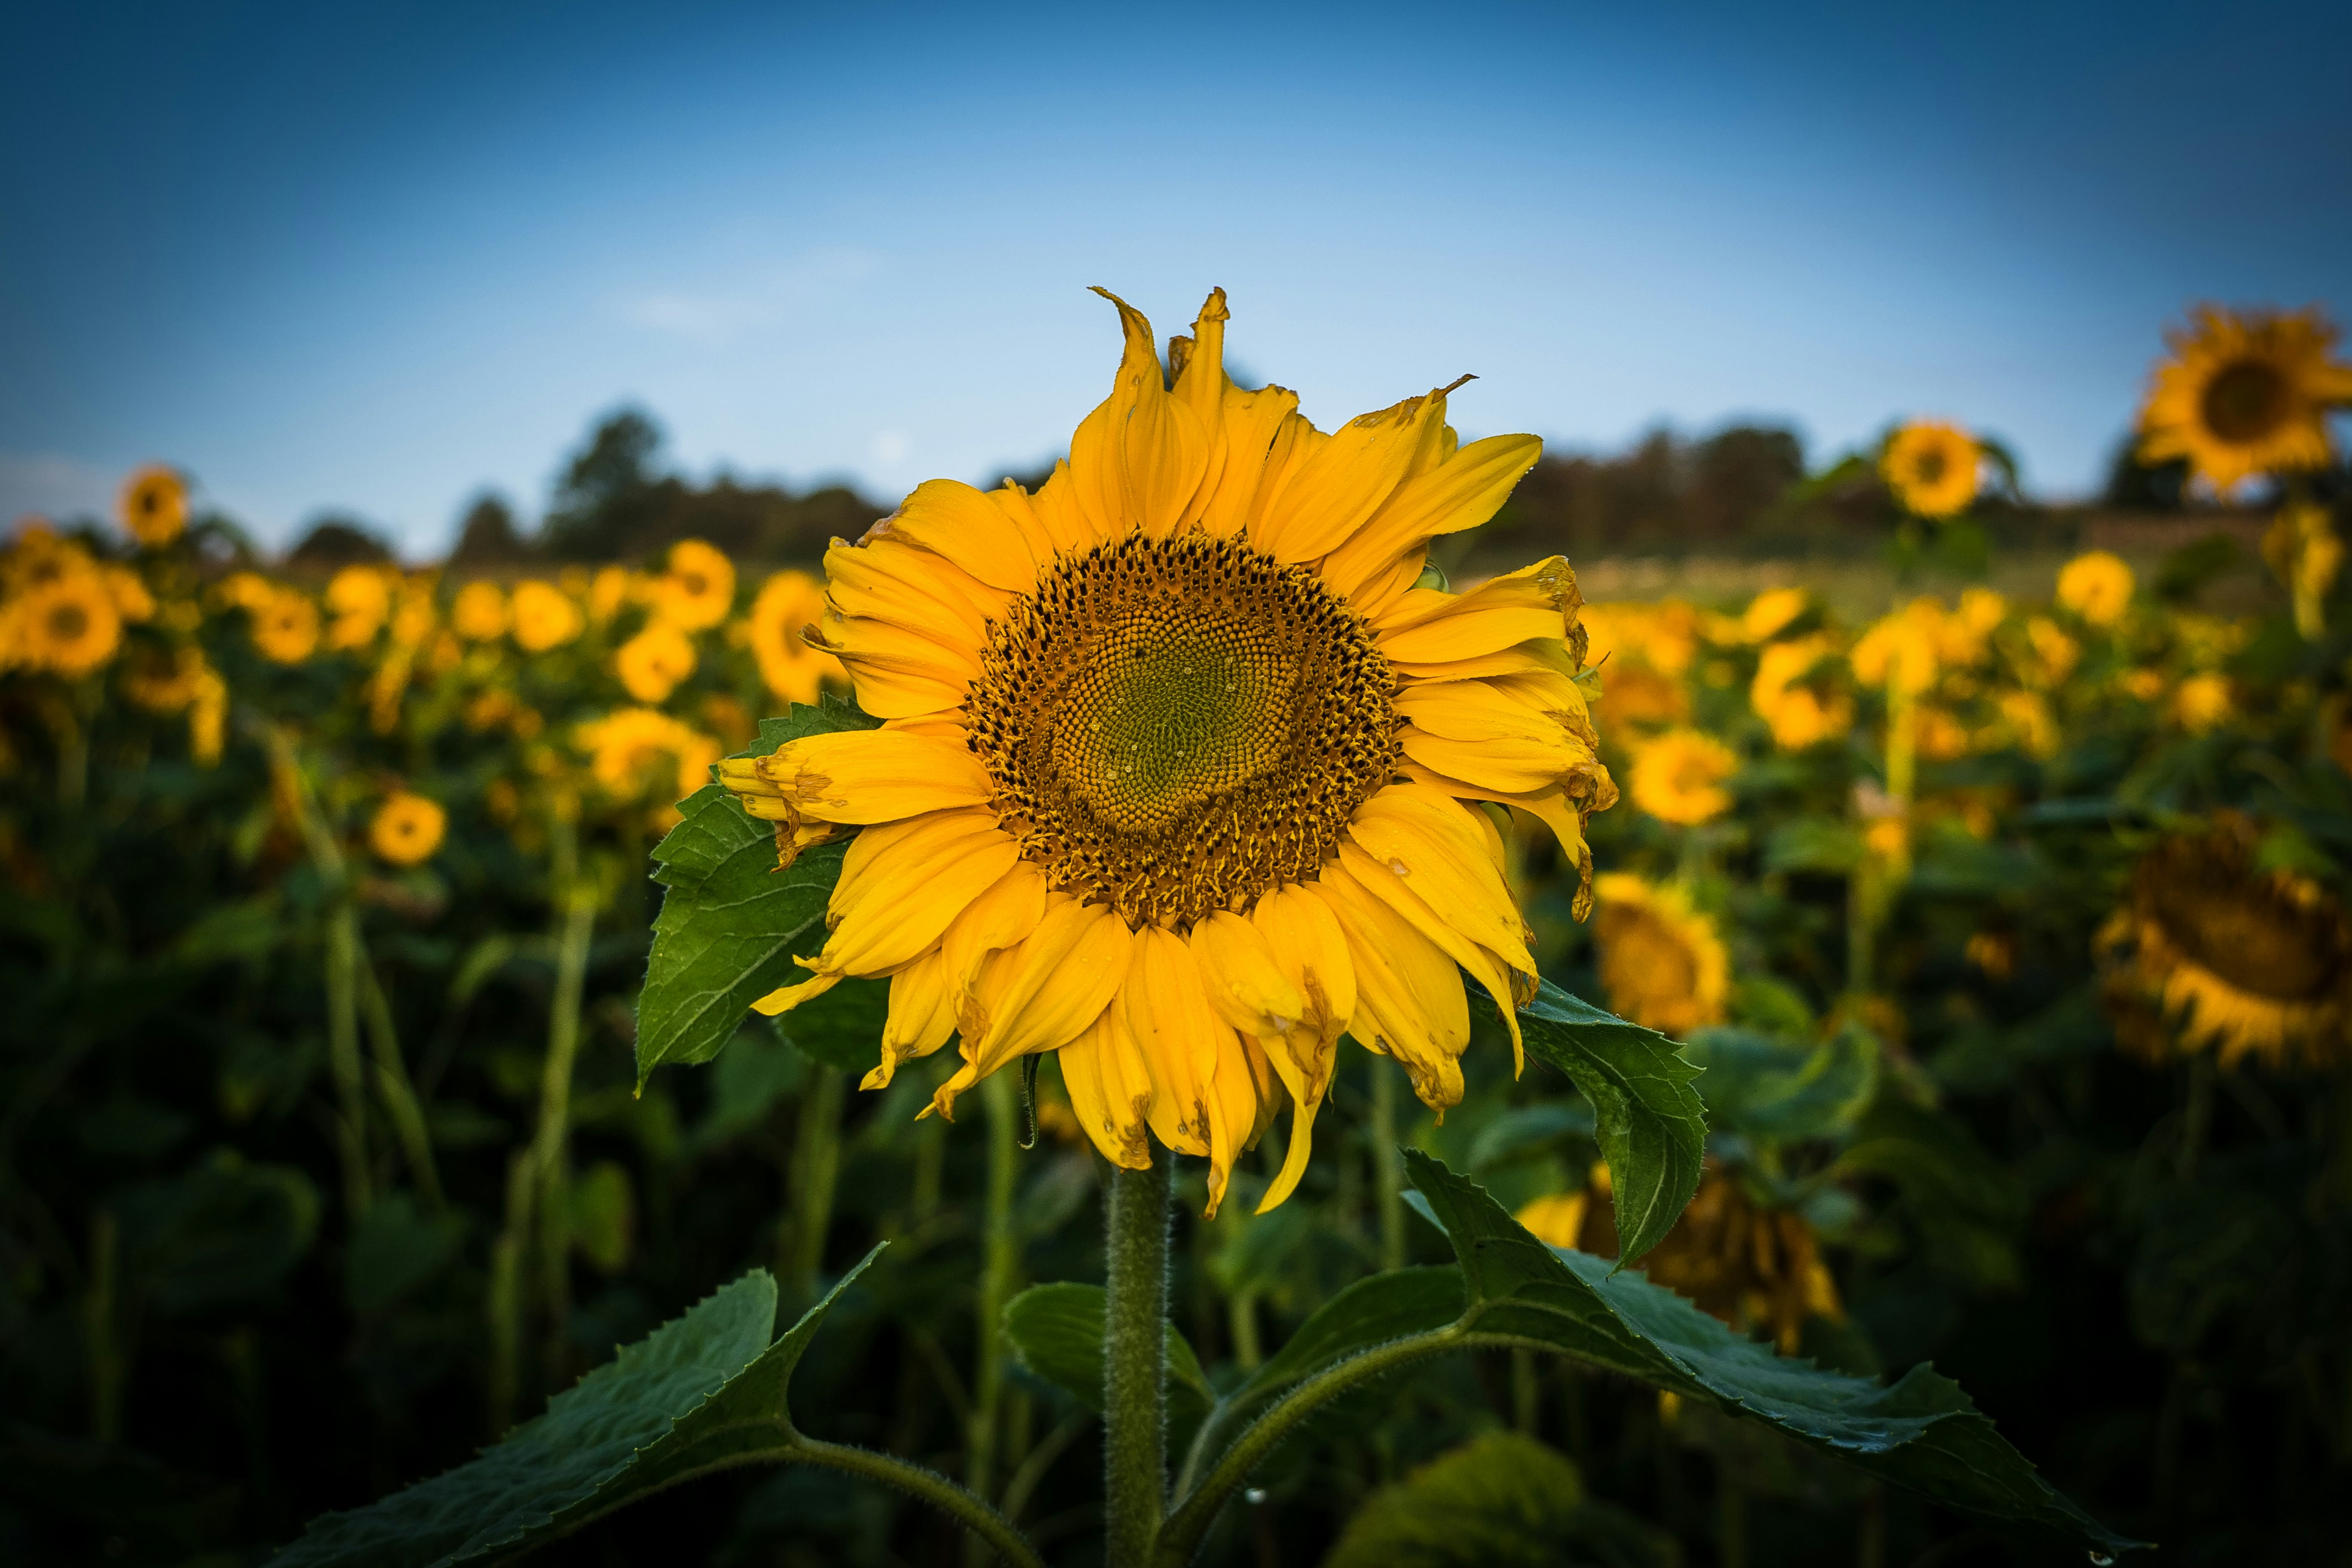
[1249,884,1357,1043]
[820,810,1019,975]
[1321,433,1543,604]
[1056,1009,1154,1169]
[874,478,1038,595]
[823,534,1009,652]
[1120,926,1224,1157]
[941,859,1051,1003]
[752,970,843,1016]
[806,612,973,719]
[957,896,1134,1081]
[1309,865,1469,1110]
[1374,557,1579,663]
[1400,724,1582,795]
[1250,388,1449,564]
[749,729,990,825]
[1068,289,1211,539]
[1201,1027,1272,1219]
[862,948,958,1090]
[1188,909,1307,1039]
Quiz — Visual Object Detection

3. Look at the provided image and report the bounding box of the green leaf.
[1001,1281,1214,1423]
[1402,1152,2137,1556]
[1323,1431,1672,1568]
[117,1150,320,1315]
[635,696,877,1086]
[1682,1024,1878,1144]
[1517,981,1705,1264]
[271,1248,883,1567]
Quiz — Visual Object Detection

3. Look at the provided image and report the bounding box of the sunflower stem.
[966,1068,1021,1561]
[1371,1059,1406,1272]
[1103,1153,1171,1566]
[532,823,598,1394]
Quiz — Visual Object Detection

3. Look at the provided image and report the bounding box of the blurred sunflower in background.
[1738,586,1808,642]
[118,464,188,548]
[2172,671,2234,734]
[452,581,510,641]
[1881,420,1980,518]
[369,791,448,865]
[2138,306,2352,492]
[250,589,321,664]
[721,287,1615,1215]
[578,707,720,806]
[615,620,696,702]
[325,566,393,650]
[746,569,841,705]
[5,572,123,676]
[2100,814,2352,1069]
[510,579,584,652]
[1590,872,1727,1037]
[1629,728,1736,825]
[655,538,735,630]
[1638,1168,1843,1353]
[1750,635,1850,751]
[2057,551,2134,627]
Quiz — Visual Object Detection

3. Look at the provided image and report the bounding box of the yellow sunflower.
[510,580,584,653]
[654,539,736,631]
[99,564,155,624]
[747,569,844,705]
[589,566,633,625]
[2056,551,2134,627]
[1881,421,1980,519]
[2138,305,2352,491]
[718,287,1614,1215]
[578,707,721,803]
[326,565,393,650]
[1739,586,1808,643]
[1588,874,1729,1038]
[1629,728,1737,825]
[2172,671,2233,734]
[119,464,188,547]
[250,589,321,664]
[452,580,510,641]
[2099,814,2352,1069]
[615,620,696,703]
[7,573,123,676]
[1750,635,1850,751]
[369,792,448,866]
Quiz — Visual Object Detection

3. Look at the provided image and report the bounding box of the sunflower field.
[4,299,2351,1568]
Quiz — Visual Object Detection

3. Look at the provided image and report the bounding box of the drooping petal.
[940,859,1051,1003]
[1067,289,1211,539]
[1201,1027,1273,1218]
[862,948,958,1090]
[1056,1009,1154,1169]
[815,810,1020,976]
[1309,864,1471,1111]
[1336,827,1532,1071]
[1189,909,1307,1039]
[941,896,1134,1111]
[1120,926,1226,1157]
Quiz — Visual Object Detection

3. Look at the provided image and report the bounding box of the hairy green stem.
[1370,1061,1405,1272]
[1104,1155,1172,1566]
[966,1068,1021,1555]
[534,869,598,1390]
[790,1437,1047,1568]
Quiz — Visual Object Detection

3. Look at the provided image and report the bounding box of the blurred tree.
[448,494,534,569]
[284,514,395,573]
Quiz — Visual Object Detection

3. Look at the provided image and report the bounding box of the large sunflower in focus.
[2138,307,2352,492]
[2099,814,2352,1069]
[721,288,1616,1214]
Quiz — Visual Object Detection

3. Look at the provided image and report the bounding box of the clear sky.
[3,0,2346,553]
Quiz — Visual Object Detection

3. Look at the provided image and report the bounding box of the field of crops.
[4,305,2351,1568]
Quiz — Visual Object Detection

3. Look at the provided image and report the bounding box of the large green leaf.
[1002,1281,1215,1423]
[635,696,876,1085]
[1516,981,1705,1264]
[1682,1023,1879,1145]
[1402,1152,2137,1555]
[271,1248,882,1567]
[1322,1431,1671,1568]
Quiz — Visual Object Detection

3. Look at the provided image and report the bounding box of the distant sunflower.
[578,707,721,804]
[369,792,448,866]
[452,581,510,641]
[2056,552,2134,627]
[2139,306,2352,491]
[1590,873,1728,1037]
[719,287,1615,1215]
[1629,728,1737,825]
[8,573,122,676]
[655,539,736,631]
[2170,671,2233,734]
[250,590,321,664]
[2100,814,2352,1069]
[1750,635,1850,751]
[1739,587,1808,643]
[746,569,844,705]
[326,566,393,650]
[119,464,188,548]
[1639,1165,1842,1353]
[1881,421,1980,519]
[510,580,584,652]
[615,620,696,703]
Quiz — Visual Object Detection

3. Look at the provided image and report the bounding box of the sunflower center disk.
[2151,878,2334,1000]
[967,533,1401,928]
[2200,360,2289,443]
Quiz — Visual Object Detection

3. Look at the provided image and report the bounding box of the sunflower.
[1629,728,1737,825]
[250,589,321,664]
[369,792,448,866]
[1851,601,1943,697]
[747,569,844,705]
[452,580,510,641]
[2172,671,2233,734]
[2264,503,2343,640]
[7,573,123,676]
[326,565,393,650]
[1588,873,1728,1037]
[1749,635,1849,751]
[3,522,91,596]
[717,287,1613,1215]
[2056,552,2134,627]
[2138,306,2352,491]
[1739,587,1808,643]
[510,580,584,653]
[654,539,736,631]
[1881,421,1980,519]
[1637,1166,1842,1353]
[2020,617,2079,687]
[99,564,155,625]
[119,464,188,547]
[615,621,696,703]
[2099,814,2352,1069]
[578,707,721,804]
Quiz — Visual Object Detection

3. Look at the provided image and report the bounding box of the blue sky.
[2,1,2345,553]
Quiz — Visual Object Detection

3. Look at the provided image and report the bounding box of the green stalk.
[784,1066,848,1304]
[1104,1155,1172,1567]
[360,960,443,1208]
[486,1150,534,1436]
[1371,1058,1405,1272]
[966,1068,1021,1563]
[534,852,598,1392]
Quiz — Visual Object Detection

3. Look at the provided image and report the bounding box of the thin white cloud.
[618,247,882,347]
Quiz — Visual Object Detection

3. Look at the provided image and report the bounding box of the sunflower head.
[615,621,696,703]
[2056,551,2134,627]
[369,792,448,866]
[2102,813,2352,1069]
[1636,1165,1841,1353]
[1629,728,1737,826]
[8,573,123,676]
[2172,671,2234,734]
[747,569,842,705]
[452,581,511,641]
[119,464,188,548]
[1750,635,1850,751]
[250,589,321,664]
[656,539,736,631]
[1740,587,1808,643]
[579,707,720,805]
[2138,306,2352,492]
[511,579,586,653]
[1881,421,1981,519]
[717,287,1614,1215]
[1590,873,1729,1037]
